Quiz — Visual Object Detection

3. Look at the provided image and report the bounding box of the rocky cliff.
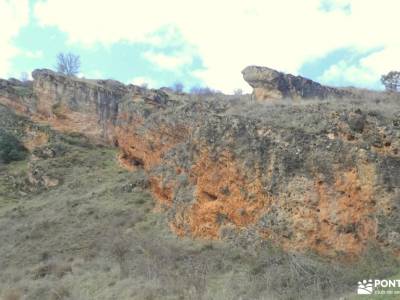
[1,68,399,259]
[242,65,353,101]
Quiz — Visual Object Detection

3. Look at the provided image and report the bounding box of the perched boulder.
[242,65,351,101]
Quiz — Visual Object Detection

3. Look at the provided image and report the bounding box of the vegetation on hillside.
[381,71,400,92]
[0,107,398,299]
[0,129,27,164]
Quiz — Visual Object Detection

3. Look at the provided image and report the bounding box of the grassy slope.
[0,104,399,300]
[0,136,246,299]
[0,141,165,299]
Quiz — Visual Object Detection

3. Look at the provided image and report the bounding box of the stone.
[242,65,351,101]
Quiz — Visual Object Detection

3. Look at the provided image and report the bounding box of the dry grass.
[1,289,23,300]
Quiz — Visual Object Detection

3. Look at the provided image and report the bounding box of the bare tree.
[381,71,400,92]
[56,52,81,76]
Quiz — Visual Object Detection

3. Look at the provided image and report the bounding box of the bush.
[190,86,219,95]
[60,132,93,148]
[0,130,27,163]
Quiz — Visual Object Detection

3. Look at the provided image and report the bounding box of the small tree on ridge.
[56,52,81,76]
[381,71,400,92]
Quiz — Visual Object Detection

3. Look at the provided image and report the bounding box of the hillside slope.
[0,67,400,299]
[0,105,398,300]
[1,69,399,258]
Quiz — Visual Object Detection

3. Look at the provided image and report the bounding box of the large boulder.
[242,65,351,101]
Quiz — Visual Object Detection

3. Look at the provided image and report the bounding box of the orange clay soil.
[114,115,189,208]
[171,150,272,239]
[114,114,190,169]
[280,166,377,257]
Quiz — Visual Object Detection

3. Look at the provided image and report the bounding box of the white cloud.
[34,0,400,92]
[34,0,172,45]
[319,60,378,88]
[129,76,158,88]
[23,50,44,59]
[319,45,400,89]
[80,69,104,79]
[360,46,400,77]
[143,50,193,71]
[0,0,29,77]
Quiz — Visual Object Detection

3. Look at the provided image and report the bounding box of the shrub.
[60,132,93,148]
[190,86,219,95]
[0,130,27,163]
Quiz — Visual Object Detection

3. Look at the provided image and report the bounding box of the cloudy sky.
[1,0,399,93]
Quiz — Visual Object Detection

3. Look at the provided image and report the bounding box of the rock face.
[28,69,168,140]
[1,69,400,259]
[242,65,351,101]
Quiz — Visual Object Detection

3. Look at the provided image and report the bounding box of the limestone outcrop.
[1,69,399,259]
[27,69,168,140]
[242,65,352,101]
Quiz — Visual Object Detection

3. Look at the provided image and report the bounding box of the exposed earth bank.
[1,67,399,260]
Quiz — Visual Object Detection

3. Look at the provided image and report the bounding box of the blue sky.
[1,0,399,93]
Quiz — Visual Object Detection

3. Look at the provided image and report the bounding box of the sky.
[1,0,399,93]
